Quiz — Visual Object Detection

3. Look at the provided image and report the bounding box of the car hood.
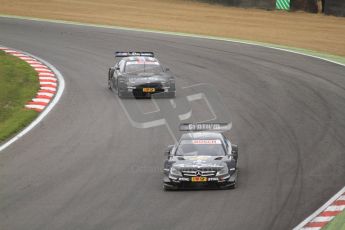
[171,156,227,169]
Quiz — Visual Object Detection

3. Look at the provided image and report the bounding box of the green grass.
[0,50,39,142]
[322,210,345,230]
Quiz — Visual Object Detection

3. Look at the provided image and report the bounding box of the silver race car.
[108,52,175,98]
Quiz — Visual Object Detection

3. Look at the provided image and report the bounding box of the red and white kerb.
[0,47,58,112]
[300,192,345,230]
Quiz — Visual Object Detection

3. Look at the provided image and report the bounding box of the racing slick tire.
[118,89,123,98]
[163,183,178,191]
[117,88,130,98]
[108,78,112,90]
[167,92,176,98]
[228,170,239,189]
[228,180,237,189]
[220,170,238,190]
[108,69,113,90]
[231,181,237,189]
[219,182,236,190]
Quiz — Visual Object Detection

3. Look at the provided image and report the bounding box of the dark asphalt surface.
[0,17,344,230]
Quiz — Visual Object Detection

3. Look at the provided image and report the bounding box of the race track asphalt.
[0,17,344,230]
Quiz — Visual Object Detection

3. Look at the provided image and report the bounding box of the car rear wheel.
[108,78,112,90]
[117,89,123,98]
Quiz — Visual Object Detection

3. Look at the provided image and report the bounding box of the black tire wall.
[200,0,345,16]
[198,0,276,9]
[290,0,318,13]
[324,0,345,16]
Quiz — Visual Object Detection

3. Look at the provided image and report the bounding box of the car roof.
[180,132,224,140]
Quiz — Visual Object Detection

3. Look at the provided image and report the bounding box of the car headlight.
[170,166,182,176]
[216,165,229,176]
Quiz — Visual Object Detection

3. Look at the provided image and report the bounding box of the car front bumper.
[119,86,175,98]
[163,170,237,189]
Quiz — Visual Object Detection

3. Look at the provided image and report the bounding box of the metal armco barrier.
[276,0,290,10]
[325,0,345,17]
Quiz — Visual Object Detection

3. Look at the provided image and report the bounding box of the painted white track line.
[294,186,345,230]
[0,46,65,152]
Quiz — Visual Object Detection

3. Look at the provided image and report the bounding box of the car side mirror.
[231,144,238,160]
[115,67,120,71]
[164,145,174,156]
[165,67,170,72]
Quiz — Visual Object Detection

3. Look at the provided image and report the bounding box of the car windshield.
[176,139,225,156]
[125,61,162,74]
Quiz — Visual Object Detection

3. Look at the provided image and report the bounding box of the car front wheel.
[108,78,112,90]
[163,183,177,191]
[118,89,123,98]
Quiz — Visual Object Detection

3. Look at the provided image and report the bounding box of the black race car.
[163,124,239,190]
[108,52,175,98]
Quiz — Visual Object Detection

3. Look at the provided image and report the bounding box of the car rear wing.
[179,123,231,132]
[114,52,154,58]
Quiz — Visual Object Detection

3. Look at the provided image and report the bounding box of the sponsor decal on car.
[183,156,212,161]
[192,140,222,144]
[127,61,160,65]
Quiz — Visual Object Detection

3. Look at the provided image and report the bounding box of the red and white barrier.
[0,47,58,112]
[295,187,345,230]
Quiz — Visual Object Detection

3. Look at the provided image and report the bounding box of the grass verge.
[322,210,345,230]
[0,50,39,143]
[0,0,344,57]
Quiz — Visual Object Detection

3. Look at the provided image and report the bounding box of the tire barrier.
[324,0,345,17]
[290,0,318,13]
[199,0,276,10]
[201,0,344,16]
